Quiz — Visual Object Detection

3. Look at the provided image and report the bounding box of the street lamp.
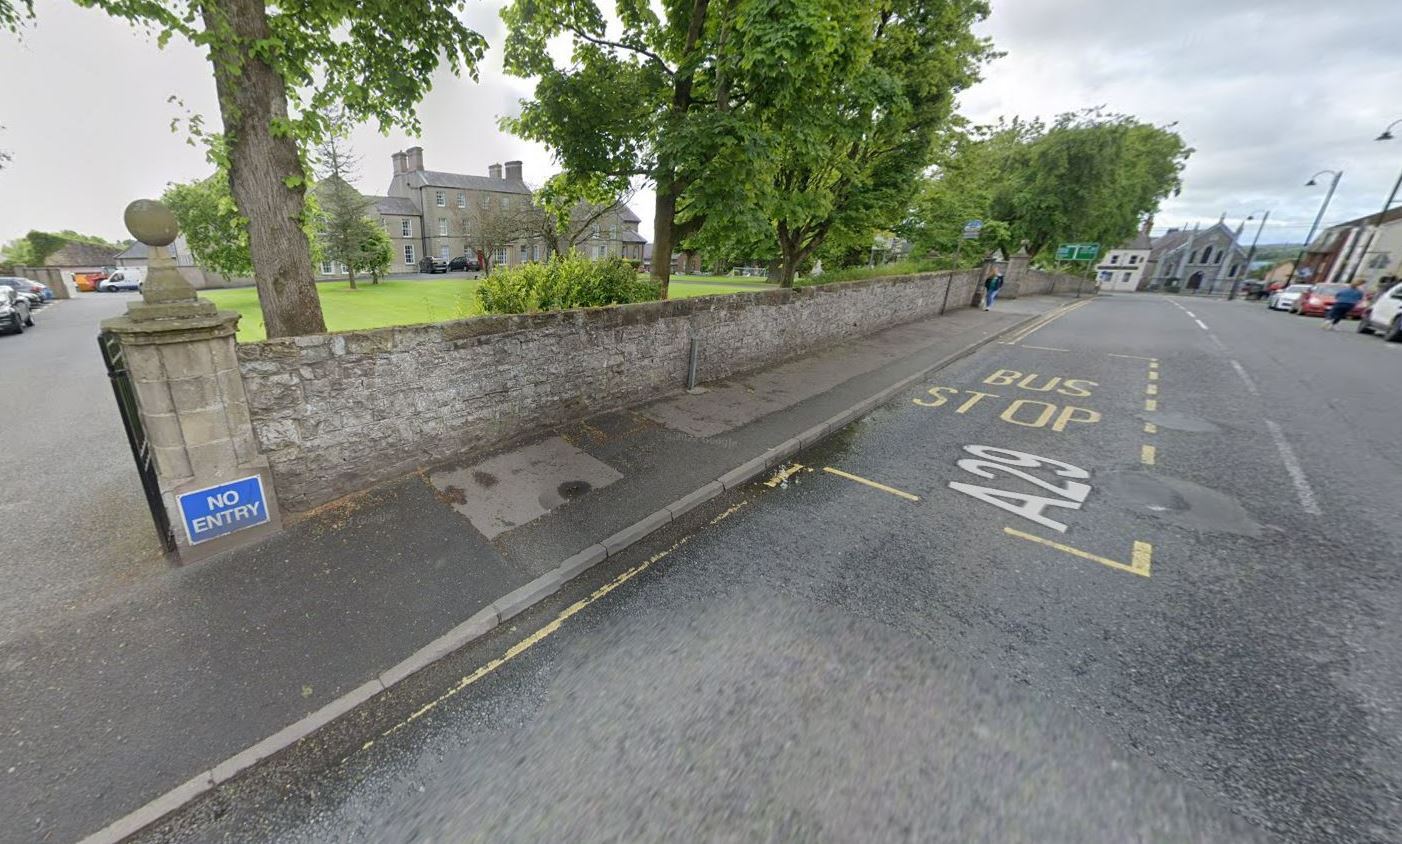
[1348,119,1402,288]
[1228,210,1270,300]
[1282,169,1343,288]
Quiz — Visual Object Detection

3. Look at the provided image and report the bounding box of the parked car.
[1293,283,1367,318]
[1358,283,1402,341]
[0,276,51,302]
[0,287,34,334]
[99,268,144,291]
[449,255,481,272]
[418,256,449,274]
[1268,284,1311,311]
[1239,280,1267,300]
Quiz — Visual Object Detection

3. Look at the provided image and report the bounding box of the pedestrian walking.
[983,271,1004,310]
[1322,280,1365,329]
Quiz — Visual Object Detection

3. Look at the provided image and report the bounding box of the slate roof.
[619,229,648,243]
[620,206,641,223]
[1115,231,1153,250]
[372,195,421,216]
[404,170,533,195]
[43,241,121,267]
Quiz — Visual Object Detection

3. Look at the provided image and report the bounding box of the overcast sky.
[2,0,1401,250]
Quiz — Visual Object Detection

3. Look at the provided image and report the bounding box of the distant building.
[1096,221,1154,292]
[116,236,197,268]
[377,147,643,270]
[42,241,121,270]
[1296,206,1402,291]
[1144,221,1249,293]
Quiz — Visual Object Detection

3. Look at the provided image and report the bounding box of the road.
[0,292,170,642]
[147,294,1402,842]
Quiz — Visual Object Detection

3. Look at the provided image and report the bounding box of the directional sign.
[962,219,984,240]
[178,474,270,545]
[1055,242,1101,261]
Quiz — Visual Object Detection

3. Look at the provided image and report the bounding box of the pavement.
[0,293,1063,844]
[118,293,1402,844]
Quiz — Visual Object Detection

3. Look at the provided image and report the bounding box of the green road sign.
[1055,242,1100,261]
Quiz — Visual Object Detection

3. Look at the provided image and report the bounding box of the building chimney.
[1141,215,1154,236]
[405,146,424,172]
[504,160,523,182]
[392,151,407,174]
[488,163,503,180]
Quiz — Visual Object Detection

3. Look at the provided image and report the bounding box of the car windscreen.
[1285,285,1311,293]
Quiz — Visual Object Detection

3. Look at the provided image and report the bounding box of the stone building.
[375,147,644,269]
[1144,221,1249,293]
[1297,206,1402,291]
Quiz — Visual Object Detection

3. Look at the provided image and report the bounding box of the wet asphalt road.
[144,294,1402,843]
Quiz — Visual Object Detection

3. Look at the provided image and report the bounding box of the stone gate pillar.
[1002,244,1032,299]
[101,200,281,563]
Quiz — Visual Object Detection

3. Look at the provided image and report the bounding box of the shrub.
[478,253,659,314]
[798,258,945,286]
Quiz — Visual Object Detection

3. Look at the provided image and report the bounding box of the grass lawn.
[206,277,774,342]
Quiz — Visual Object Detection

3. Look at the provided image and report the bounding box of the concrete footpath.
[0,295,1074,844]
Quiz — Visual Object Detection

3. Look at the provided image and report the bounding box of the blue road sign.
[178,474,270,545]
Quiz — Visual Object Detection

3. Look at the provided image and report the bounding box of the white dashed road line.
[1228,359,1261,396]
[1264,420,1323,516]
[1194,318,1209,330]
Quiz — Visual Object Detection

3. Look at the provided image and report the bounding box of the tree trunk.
[201,0,326,338]
[347,267,357,290]
[651,185,677,298]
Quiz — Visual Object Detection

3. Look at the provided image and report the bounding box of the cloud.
[2,0,1400,250]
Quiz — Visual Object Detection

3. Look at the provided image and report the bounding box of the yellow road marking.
[1141,444,1156,465]
[1004,300,1093,344]
[764,463,805,488]
[1004,527,1152,577]
[357,500,753,753]
[1144,398,1158,411]
[1145,383,1159,396]
[1148,371,1159,381]
[822,467,920,501]
[1144,422,1157,434]
[1149,360,1159,370]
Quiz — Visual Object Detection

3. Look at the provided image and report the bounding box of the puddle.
[1102,470,1264,537]
[557,480,592,500]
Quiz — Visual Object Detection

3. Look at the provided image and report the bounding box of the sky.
[2,0,1401,251]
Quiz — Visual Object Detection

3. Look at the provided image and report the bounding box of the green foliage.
[162,173,253,277]
[907,110,1191,261]
[0,229,122,264]
[477,254,658,314]
[0,0,32,33]
[351,220,393,281]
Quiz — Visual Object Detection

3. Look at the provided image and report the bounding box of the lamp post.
[1227,211,1269,300]
[1346,119,1402,289]
[1282,169,1342,288]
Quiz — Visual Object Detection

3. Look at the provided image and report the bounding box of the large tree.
[502,0,726,298]
[6,0,485,337]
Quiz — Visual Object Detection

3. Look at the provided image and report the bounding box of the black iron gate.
[99,331,176,554]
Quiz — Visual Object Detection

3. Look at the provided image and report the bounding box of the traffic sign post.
[1054,243,1100,298]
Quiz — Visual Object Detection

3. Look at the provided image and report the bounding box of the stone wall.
[1009,268,1087,297]
[238,269,995,512]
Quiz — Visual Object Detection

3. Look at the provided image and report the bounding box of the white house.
[1096,224,1153,292]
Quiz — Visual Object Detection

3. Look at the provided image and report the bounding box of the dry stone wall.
[238,269,996,511]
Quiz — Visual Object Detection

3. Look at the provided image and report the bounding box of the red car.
[1293,283,1369,318]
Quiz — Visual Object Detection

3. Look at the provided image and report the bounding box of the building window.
[435,191,445,207]
[481,193,491,209]
[1216,253,1224,264]
[1229,263,1239,277]
[1109,254,1120,264]
[493,247,507,266]
[1129,255,1139,265]
[520,244,529,261]
[457,192,465,208]
[438,218,448,236]
[404,244,415,265]
[1098,271,1111,281]
[596,243,608,259]
[401,219,411,238]
[1122,271,1133,282]
[501,196,511,211]
[1199,246,1212,264]
[440,245,450,260]
[321,260,333,274]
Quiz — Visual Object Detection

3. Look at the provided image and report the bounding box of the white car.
[1268,284,1311,311]
[98,268,144,292]
[1358,284,1402,341]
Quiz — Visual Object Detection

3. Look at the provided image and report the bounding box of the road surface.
[145,294,1402,843]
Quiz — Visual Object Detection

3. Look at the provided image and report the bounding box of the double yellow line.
[1003,298,1094,345]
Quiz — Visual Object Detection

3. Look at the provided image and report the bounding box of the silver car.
[1268,284,1312,311]
[0,287,34,334]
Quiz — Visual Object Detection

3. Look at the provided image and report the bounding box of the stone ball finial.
[124,199,179,247]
